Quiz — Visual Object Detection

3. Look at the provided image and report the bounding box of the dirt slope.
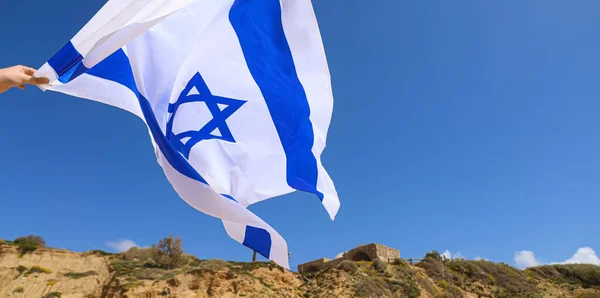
[1,243,599,298]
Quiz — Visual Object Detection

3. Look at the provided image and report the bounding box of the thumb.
[25,76,50,85]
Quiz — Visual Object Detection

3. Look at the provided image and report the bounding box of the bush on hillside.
[355,278,390,297]
[64,271,98,279]
[27,266,52,275]
[87,249,114,256]
[337,260,358,273]
[14,235,45,255]
[154,235,185,269]
[529,264,600,288]
[575,292,600,298]
[424,250,444,262]
[418,254,541,297]
[117,236,187,270]
[122,247,157,262]
[372,259,388,272]
[197,259,228,272]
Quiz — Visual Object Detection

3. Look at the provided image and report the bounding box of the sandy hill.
[1,240,599,298]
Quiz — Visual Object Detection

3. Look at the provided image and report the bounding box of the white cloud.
[562,247,600,266]
[334,252,346,259]
[514,250,541,269]
[106,239,139,252]
[441,250,451,260]
[515,247,600,268]
[441,250,462,260]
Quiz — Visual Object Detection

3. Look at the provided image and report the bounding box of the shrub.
[15,235,45,247]
[337,260,358,273]
[13,286,24,293]
[16,265,27,274]
[43,292,62,298]
[47,280,57,286]
[27,266,52,274]
[575,292,600,298]
[167,278,180,287]
[392,258,407,266]
[530,264,600,288]
[135,268,168,280]
[416,257,446,281]
[153,236,185,269]
[386,278,420,298]
[424,250,444,262]
[372,259,388,272]
[186,254,202,267]
[355,278,390,297]
[64,271,98,279]
[416,274,436,295]
[122,247,157,262]
[197,259,228,272]
[87,249,114,256]
[447,285,463,298]
[160,287,171,296]
[14,235,45,255]
[488,273,496,285]
[120,280,144,291]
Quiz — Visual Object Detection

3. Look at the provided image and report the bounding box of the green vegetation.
[27,266,52,275]
[418,252,539,297]
[110,235,214,286]
[355,278,389,297]
[86,249,114,256]
[4,234,598,298]
[119,235,185,270]
[337,260,358,273]
[195,259,228,272]
[529,264,600,288]
[120,280,144,291]
[414,250,600,298]
[13,286,24,293]
[14,235,45,255]
[574,292,600,298]
[64,271,98,279]
[154,235,185,269]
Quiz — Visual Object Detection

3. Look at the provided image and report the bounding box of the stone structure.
[298,243,400,273]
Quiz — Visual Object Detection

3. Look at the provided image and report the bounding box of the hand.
[0,65,50,94]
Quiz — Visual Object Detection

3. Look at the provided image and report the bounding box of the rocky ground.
[1,242,599,298]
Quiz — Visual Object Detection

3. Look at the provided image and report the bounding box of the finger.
[17,73,32,85]
[20,66,38,76]
[25,76,50,85]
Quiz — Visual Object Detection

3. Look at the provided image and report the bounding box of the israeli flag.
[35,0,339,269]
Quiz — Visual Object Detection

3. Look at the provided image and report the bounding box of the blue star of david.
[166,72,246,159]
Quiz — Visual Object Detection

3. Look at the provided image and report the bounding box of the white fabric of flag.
[35,0,339,269]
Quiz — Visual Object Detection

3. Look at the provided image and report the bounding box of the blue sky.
[1,0,600,270]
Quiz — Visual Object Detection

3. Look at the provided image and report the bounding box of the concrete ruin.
[298,243,400,273]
